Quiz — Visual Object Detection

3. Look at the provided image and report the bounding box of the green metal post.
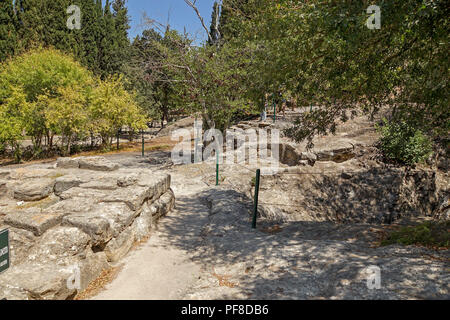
[141,131,145,157]
[273,99,276,123]
[252,169,261,229]
[117,130,120,150]
[216,151,219,186]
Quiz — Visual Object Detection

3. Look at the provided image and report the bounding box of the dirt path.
[92,168,212,300]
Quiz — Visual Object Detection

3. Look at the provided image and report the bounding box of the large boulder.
[131,202,155,240]
[0,250,110,300]
[0,263,76,300]
[3,227,36,266]
[62,202,138,245]
[26,226,91,263]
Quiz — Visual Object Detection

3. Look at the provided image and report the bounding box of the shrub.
[377,119,433,165]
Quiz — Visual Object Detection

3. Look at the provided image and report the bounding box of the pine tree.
[0,0,18,61]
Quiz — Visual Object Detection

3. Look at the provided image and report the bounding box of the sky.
[124,0,216,44]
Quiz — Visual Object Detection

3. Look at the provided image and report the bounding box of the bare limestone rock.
[62,214,113,246]
[9,168,57,180]
[0,180,7,197]
[79,178,119,190]
[131,202,155,241]
[104,227,136,262]
[54,175,85,196]
[46,197,97,214]
[78,156,119,171]
[4,208,65,236]
[3,227,36,266]
[56,157,79,169]
[102,186,151,211]
[0,156,175,300]
[13,178,55,201]
[0,169,10,179]
[26,226,91,263]
[0,250,109,300]
[0,263,76,300]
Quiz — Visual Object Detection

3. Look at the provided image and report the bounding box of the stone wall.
[0,156,175,300]
[255,159,448,224]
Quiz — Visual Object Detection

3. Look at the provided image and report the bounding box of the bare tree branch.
[184,0,213,43]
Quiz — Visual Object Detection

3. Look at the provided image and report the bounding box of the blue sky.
[124,0,216,44]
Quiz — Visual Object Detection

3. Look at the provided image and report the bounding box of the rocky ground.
[0,156,174,299]
[90,154,449,300]
[0,113,449,300]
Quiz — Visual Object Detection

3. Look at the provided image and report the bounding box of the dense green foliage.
[1,0,131,78]
[377,119,433,165]
[0,0,448,164]
[219,0,448,148]
[0,48,145,160]
[0,0,18,61]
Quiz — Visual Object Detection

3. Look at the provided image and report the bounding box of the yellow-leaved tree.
[90,75,147,148]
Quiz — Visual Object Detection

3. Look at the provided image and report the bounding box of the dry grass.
[74,266,123,300]
[15,196,58,210]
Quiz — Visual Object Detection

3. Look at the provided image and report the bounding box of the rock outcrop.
[0,156,175,300]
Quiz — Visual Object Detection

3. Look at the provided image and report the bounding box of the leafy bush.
[377,119,433,165]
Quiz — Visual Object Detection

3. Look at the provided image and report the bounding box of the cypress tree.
[15,0,76,53]
[74,0,101,74]
[0,0,18,61]
[219,0,248,41]
[208,1,220,46]
[99,0,116,78]
[110,0,130,75]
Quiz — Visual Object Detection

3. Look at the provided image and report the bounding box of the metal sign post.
[252,169,261,229]
[0,229,10,274]
[141,130,145,157]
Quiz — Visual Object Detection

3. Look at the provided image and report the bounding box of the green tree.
[90,75,147,147]
[110,0,131,75]
[0,0,18,61]
[0,48,94,155]
[222,0,449,148]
